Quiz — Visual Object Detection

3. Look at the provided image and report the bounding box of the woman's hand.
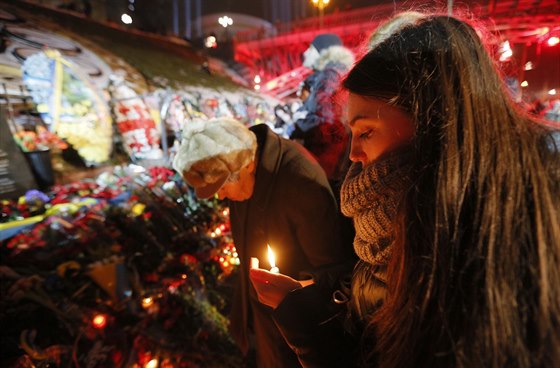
[249,266,304,309]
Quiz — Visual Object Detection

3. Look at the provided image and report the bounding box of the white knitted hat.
[172,118,257,198]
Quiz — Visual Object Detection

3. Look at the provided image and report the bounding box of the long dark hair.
[343,13,560,368]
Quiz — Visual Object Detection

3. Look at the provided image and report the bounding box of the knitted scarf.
[340,152,412,267]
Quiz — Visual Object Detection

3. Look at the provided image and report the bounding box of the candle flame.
[267,244,276,268]
[142,297,154,308]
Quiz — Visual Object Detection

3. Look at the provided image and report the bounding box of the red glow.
[92,314,107,329]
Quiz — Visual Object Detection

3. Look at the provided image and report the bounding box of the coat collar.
[249,124,282,212]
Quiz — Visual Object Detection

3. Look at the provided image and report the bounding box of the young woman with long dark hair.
[250,12,560,368]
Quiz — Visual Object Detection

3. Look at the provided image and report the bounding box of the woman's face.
[346,93,415,166]
[217,161,256,202]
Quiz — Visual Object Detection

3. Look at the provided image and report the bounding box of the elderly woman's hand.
[249,268,302,309]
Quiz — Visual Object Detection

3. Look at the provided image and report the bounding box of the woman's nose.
[349,140,366,164]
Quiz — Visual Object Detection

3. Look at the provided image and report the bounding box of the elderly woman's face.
[217,160,256,202]
[346,93,415,166]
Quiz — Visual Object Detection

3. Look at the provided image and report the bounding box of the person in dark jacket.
[290,33,354,183]
[173,117,352,368]
[250,12,560,368]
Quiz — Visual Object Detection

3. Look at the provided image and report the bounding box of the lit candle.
[267,244,279,273]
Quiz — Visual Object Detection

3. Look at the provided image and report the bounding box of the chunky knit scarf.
[340,152,412,267]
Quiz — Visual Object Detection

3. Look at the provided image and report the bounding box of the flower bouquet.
[12,126,67,189]
[13,126,68,153]
[0,165,242,367]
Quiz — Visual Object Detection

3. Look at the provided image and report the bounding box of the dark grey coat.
[228,124,348,368]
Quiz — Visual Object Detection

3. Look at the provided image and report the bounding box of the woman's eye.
[359,129,373,139]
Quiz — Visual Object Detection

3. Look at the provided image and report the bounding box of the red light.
[92,314,107,329]
[547,36,559,47]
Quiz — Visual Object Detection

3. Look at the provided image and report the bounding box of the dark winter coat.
[228,124,350,368]
[272,260,387,367]
[291,46,354,181]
